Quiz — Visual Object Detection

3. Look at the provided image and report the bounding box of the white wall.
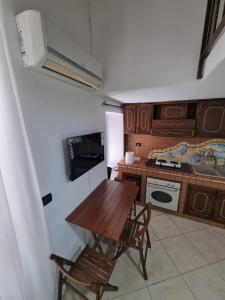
[91,0,207,93]
[106,112,124,168]
[1,0,110,258]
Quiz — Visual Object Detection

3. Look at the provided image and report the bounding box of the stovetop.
[146,159,193,174]
[155,159,181,169]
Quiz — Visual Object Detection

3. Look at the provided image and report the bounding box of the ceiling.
[108,77,225,103]
[90,0,225,103]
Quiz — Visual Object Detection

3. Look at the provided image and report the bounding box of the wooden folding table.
[66,179,139,250]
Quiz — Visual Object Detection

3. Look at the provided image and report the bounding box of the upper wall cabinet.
[151,102,197,137]
[124,104,152,134]
[136,104,152,134]
[196,100,225,137]
[124,105,136,133]
[161,103,188,119]
[123,100,225,138]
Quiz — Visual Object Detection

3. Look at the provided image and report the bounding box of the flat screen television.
[67,132,104,181]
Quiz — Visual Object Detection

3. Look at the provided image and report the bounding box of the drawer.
[151,128,195,137]
[152,119,196,129]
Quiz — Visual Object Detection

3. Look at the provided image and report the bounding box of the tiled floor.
[63,209,225,300]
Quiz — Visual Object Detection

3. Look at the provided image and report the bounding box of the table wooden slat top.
[66,179,139,241]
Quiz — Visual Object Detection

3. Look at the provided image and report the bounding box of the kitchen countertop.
[118,159,225,228]
[118,159,225,187]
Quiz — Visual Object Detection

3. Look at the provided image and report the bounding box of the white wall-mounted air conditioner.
[16,10,103,90]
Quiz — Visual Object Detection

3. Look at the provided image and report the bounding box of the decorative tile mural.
[148,139,225,167]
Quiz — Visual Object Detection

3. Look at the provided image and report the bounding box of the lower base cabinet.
[185,186,225,224]
[185,186,216,219]
[122,173,142,203]
[213,192,225,223]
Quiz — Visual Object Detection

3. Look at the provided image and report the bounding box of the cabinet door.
[186,186,216,219]
[197,100,225,137]
[213,192,225,224]
[122,173,141,203]
[161,104,188,119]
[136,104,152,134]
[124,105,136,133]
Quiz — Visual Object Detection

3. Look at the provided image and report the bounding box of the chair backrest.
[50,254,91,287]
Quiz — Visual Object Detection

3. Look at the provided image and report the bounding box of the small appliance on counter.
[146,159,192,173]
[125,152,135,164]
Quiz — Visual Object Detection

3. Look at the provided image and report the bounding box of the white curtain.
[0,2,55,299]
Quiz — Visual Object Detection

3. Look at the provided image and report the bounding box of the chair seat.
[69,246,116,285]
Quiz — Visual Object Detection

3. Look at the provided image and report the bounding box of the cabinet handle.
[163,122,185,126]
[159,131,185,135]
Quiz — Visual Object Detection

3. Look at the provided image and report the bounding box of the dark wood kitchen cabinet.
[185,186,216,219]
[213,192,225,224]
[151,128,195,137]
[151,102,197,137]
[124,104,152,134]
[196,100,225,137]
[136,104,152,134]
[161,103,188,119]
[122,173,142,203]
[152,119,196,130]
[124,105,136,133]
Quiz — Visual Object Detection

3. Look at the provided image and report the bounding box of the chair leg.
[139,248,148,280]
[104,283,119,291]
[96,291,101,300]
[66,282,89,300]
[92,233,104,254]
[58,271,63,300]
[146,229,151,248]
[133,202,137,216]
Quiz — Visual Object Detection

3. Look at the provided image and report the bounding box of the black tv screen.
[67,132,104,181]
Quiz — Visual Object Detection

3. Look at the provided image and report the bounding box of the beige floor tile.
[106,250,146,298]
[207,226,225,245]
[110,287,152,300]
[212,259,225,281]
[149,276,195,300]
[149,227,158,242]
[150,215,181,240]
[183,265,225,300]
[186,228,225,263]
[151,209,165,217]
[63,285,107,300]
[136,204,144,215]
[146,241,179,285]
[161,235,208,273]
[168,214,208,233]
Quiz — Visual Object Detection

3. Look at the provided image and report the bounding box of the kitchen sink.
[217,168,225,177]
[192,165,221,177]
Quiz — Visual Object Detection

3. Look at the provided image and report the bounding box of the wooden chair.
[50,245,118,300]
[114,203,152,280]
[115,178,138,216]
